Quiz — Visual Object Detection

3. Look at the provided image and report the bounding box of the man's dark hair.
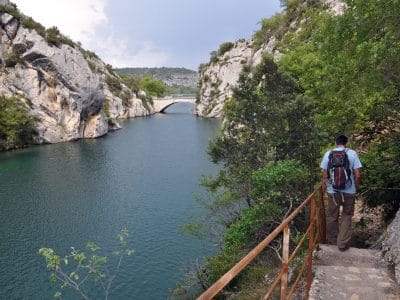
[335,135,348,145]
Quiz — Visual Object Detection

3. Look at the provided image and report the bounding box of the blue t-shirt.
[320,146,362,194]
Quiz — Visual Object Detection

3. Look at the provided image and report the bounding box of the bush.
[139,76,165,97]
[80,48,99,60]
[4,47,25,68]
[253,12,287,49]
[39,229,133,300]
[106,64,114,74]
[106,75,122,96]
[21,16,46,37]
[209,51,218,64]
[120,91,131,107]
[361,140,400,221]
[252,159,309,200]
[0,96,37,151]
[119,73,141,94]
[45,26,75,48]
[0,4,22,20]
[217,42,234,56]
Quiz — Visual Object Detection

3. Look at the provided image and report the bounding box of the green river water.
[0,104,220,299]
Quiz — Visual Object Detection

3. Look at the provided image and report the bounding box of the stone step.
[314,244,383,268]
[309,244,400,300]
[310,265,399,299]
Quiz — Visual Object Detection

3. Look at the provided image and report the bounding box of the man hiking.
[320,135,362,251]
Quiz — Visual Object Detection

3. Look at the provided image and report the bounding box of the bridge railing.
[197,186,326,300]
[153,94,197,100]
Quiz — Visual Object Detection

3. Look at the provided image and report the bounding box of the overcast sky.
[12,0,282,70]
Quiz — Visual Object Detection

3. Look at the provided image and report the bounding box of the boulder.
[4,17,19,39]
[83,113,108,138]
[0,12,14,26]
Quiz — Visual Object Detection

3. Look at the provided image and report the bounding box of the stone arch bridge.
[152,96,196,113]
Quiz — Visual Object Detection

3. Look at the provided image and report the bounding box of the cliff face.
[195,0,345,118]
[195,38,275,118]
[382,210,400,285]
[0,6,153,145]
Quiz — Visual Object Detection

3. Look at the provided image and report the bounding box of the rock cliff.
[195,0,345,118]
[382,210,400,285]
[0,3,153,145]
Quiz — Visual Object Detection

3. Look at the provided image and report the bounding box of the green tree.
[182,57,320,296]
[278,0,400,220]
[139,76,165,97]
[0,96,37,151]
[197,159,309,291]
[208,56,319,208]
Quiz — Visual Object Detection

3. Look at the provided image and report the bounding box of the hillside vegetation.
[176,0,400,298]
[115,67,198,89]
[115,69,198,98]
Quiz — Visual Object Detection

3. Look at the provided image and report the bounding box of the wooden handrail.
[197,186,326,300]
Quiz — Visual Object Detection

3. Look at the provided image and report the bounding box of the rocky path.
[309,244,400,300]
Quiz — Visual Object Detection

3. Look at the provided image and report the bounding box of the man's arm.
[353,168,361,189]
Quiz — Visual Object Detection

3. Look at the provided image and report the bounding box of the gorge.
[1,0,400,298]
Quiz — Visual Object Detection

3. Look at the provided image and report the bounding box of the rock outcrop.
[195,40,253,118]
[382,210,400,285]
[0,5,153,145]
[195,0,344,118]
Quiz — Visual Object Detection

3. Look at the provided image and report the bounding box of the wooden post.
[306,196,316,298]
[281,225,290,300]
[318,186,326,243]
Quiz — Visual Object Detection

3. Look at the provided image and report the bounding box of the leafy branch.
[38,229,133,299]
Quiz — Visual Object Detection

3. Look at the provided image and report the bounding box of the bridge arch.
[152,98,197,113]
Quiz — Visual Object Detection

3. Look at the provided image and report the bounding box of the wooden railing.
[197,186,326,300]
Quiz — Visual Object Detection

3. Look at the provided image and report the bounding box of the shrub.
[105,64,114,74]
[139,76,165,97]
[120,91,131,107]
[361,140,400,221]
[0,4,22,20]
[253,12,287,50]
[106,75,122,96]
[80,49,99,60]
[39,229,133,300]
[87,61,97,73]
[45,26,75,48]
[21,16,46,37]
[102,97,111,118]
[0,96,37,151]
[209,51,218,64]
[119,73,140,94]
[4,47,24,68]
[217,42,234,56]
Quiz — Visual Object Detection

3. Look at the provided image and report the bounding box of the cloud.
[90,34,170,68]
[13,0,170,67]
[13,0,107,45]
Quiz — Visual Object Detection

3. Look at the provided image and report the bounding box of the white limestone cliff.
[0,7,153,145]
[382,210,400,285]
[195,0,344,118]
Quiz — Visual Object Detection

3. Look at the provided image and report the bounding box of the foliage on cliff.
[186,0,400,297]
[0,96,37,151]
[279,0,400,218]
